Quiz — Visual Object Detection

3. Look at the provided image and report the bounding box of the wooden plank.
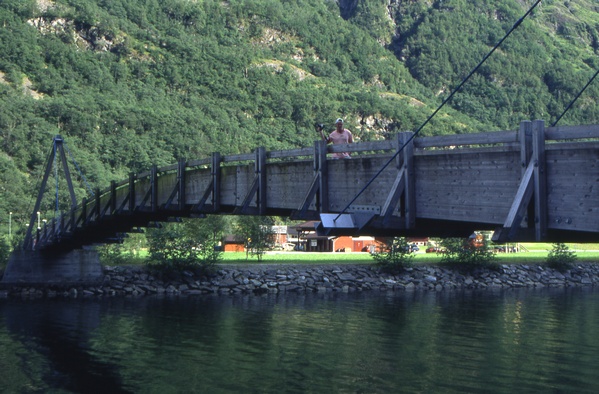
[156,163,178,173]
[265,162,314,208]
[187,157,211,167]
[222,153,254,163]
[545,124,599,141]
[416,144,520,156]
[415,130,518,148]
[549,213,599,232]
[267,147,314,159]
[545,141,599,151]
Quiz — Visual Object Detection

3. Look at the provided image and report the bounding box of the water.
[1,288,599,393]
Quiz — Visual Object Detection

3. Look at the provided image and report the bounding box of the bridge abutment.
[2,249,103,285]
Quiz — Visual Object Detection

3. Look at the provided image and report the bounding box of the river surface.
[1,287,598,393]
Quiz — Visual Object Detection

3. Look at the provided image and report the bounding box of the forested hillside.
[1,0,598,235]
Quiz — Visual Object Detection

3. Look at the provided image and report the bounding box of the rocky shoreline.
[1,262,599,299]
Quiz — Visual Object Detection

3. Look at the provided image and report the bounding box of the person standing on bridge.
[318,118,353,159]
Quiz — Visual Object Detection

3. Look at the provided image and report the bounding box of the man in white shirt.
[318,118,353,159]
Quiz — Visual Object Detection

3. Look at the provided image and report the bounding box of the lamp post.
[8,212,12,239]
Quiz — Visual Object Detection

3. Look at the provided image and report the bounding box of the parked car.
[402,243,420,253]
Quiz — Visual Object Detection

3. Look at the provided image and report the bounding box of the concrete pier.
[2,249,103,284]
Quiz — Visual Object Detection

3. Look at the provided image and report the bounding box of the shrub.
[0,235,11,269]
[371,237,415,273]
[96,243,127,265]
[439,237,497,268]
[146,224,221,274]
[546,242,577,271]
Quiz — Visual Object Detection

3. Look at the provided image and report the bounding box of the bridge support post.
[235,147,267,214]
[292,140,328,219]
[2,249,103,285]
[381,132,415,228]
[493,120,547,242]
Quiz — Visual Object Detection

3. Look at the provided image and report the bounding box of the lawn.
[221,243,599,266]
[12,243,589,269]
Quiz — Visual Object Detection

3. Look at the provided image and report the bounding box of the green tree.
[546,242,577,272]
[439,237,496,268]
[146,221,221,273]
[235,215,276,261]
[0,235,11,268]
[371,237,415,273]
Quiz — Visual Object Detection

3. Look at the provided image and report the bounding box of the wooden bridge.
[4,119,598,283]
[22,119,599,252]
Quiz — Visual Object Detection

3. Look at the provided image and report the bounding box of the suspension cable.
[334,0,543,221]
[63,141,95,197]
[23,139,56,234]
[552,68,599,127]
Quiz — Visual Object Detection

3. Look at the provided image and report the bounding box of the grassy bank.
[219,253,599,266]
[4,243,593,271]
[221,243,599,266]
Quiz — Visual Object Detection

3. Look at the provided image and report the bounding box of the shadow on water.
[3,299,133,394]
[1,287,598,393]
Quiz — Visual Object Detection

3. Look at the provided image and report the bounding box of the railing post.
[212,152,221,212]
[80,198,87,228]
[110,181,117,215]
[256,147,267,215]
[151,165,158,212]
[316,140,328,212]
[519,120,533,228]
[128,172,136,213]
[532,119,547,240]
[178,158,186,211]
[401,132,415,228]
[94,188,101,222]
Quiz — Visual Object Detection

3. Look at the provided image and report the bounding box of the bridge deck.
[26,120,599,251]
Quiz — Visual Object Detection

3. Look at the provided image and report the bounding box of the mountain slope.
[0,0,598,230]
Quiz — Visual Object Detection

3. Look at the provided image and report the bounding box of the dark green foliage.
[96,232,147,265]
[96,242,127,266]
[146,222,221,273]
[235,216,276,262]
[0,235,11,268]
[546,242,577,271]
[1,0,599,242]
[371,237,415,273]
[439,237,497,268]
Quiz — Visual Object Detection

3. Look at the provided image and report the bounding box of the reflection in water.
[1,288,599,393]
[3,300,132,393]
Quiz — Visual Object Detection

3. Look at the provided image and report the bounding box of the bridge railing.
[30,122,599,250]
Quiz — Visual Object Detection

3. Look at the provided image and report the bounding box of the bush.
[371,237,415,273]
[546,242,577,271]
[0,235,11,269]
[146,225,221,274]
[96,243,127,265]
[439,237,497,268]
